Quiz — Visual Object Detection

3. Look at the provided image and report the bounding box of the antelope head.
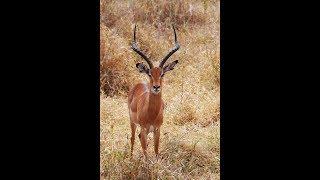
[131,24,180,94]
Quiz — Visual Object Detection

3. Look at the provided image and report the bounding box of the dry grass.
[101,96,220,179]
[100,0,220,179]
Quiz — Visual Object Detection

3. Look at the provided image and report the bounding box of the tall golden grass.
[100,0,220,179]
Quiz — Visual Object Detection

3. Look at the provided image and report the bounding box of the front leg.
[154,127,160,156]
[139,127,148,159]
[130,122,136,157]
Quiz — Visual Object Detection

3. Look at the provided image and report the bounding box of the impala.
[128,24,180,159]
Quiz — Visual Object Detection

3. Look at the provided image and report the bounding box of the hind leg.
[138,133,148,147]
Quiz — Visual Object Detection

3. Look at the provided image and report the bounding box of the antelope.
[128,24,180,159]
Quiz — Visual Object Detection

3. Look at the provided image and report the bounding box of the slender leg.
[138,133,146,146]
[139,127,148,159]
[130,122,136,157]
[154,127,160,156]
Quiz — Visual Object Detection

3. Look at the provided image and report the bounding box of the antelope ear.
[163,60,178,74]
[136,63,150,74]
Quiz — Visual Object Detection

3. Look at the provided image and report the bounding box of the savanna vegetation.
[100,0,220,179]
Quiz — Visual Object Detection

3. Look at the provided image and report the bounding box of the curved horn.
[159,25,180,68]
[131,24,154,68]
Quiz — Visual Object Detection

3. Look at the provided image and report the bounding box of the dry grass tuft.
[100,0,220,179]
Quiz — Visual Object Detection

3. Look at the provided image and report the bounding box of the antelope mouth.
[151,88,161,94]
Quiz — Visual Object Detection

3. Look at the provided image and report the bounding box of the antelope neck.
[147,90,162,119]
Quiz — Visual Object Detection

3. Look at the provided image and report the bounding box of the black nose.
[153,85,160,90]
